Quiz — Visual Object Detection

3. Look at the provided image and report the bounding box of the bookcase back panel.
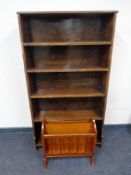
[32,98,104,123]
[29,72,106,93]
[21,14,114,42]
[32,98,103,112]
[25,46,110,69]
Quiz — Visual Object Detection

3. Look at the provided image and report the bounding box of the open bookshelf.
[17,11,117,147]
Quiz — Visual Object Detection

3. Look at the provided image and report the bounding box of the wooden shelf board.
[30,88,105,98]
[17,11,118,15]
[27,67,109,73]
[23,41,112,46]
[34,110,102,122]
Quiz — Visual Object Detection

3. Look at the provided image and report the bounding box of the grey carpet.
[0,126,131,175]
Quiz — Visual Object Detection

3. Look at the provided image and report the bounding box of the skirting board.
[0,124,131,133]
[0,127,32,133]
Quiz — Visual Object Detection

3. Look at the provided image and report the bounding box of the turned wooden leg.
[44,158,47,168]
[91,156,95,167]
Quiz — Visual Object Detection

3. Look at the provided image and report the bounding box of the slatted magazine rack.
[42,120,97,167]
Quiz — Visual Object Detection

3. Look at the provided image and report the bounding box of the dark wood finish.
[28,72,106,98]
[34,110,102,122]
[25,45,110,73]
[19,13,116,42]
[30,90,105,98]
[32,98,104,121]
[17,11,117,148]
[42,120,97,167]
[23,41,112,46]
[27,67,109,73]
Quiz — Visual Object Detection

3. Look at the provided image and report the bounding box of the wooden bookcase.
[17,11,117,148]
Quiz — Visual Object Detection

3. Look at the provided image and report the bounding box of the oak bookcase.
[17,11,117,148]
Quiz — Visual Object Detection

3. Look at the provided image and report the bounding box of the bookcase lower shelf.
[34,110,102,147]
[34,110,102,122]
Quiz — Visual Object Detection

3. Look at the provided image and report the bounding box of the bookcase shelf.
[23,41,112,46]
[30,88,105,98]
[24,45,110,73]
[28,72,106,99]
[18,11,117,148]
[27,67,109,73]
[34,110,102,122]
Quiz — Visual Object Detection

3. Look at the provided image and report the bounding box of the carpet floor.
[0,126,131,175]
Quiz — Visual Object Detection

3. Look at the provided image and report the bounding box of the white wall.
[0,0,131,127]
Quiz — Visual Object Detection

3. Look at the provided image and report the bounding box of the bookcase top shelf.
[17,11,118,15]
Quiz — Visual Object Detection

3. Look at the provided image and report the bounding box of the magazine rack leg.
[44,158,47,168]
[91,156,95,167]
